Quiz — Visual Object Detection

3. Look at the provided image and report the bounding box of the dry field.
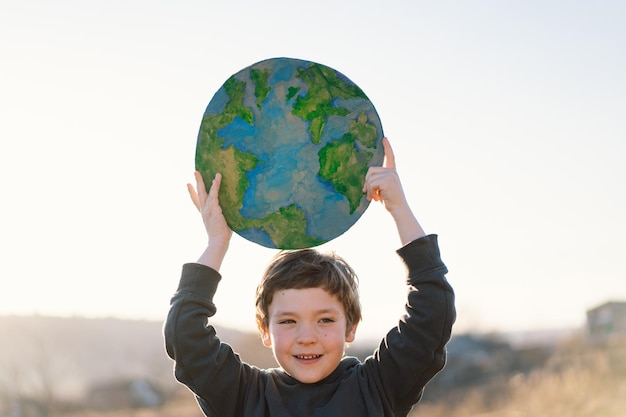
[411,337,626,417]
[14,333,626,417]
[59,392,204,417]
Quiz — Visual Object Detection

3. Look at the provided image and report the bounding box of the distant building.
[586,301,626,343]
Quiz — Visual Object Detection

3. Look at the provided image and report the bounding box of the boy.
[164,138,455,417]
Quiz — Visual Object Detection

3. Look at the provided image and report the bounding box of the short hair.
[255,248,362,334]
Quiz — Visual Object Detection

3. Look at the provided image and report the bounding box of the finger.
[195,171,209,202]
[187,183,202,211]
[364,173,382,202]
[382,137,396,169]
[208,173,222,204]
[363,165,381,193]
[193,171,209,211]
[194,171,207,192]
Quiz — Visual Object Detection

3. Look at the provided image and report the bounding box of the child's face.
[259,287,357,384]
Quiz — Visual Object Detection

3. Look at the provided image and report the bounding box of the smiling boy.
[255,248,361,385]
[164,138,455,417]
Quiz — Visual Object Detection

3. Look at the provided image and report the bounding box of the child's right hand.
[187,172,232,267]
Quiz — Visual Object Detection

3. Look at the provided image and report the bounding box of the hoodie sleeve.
[367,234,456,415]
[163,263,256,417]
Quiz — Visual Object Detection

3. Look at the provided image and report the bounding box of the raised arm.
[165,173,250,416]
[363,139,455,413]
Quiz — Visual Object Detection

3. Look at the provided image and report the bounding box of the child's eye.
[319,318,335,324]
[279,319,295,324]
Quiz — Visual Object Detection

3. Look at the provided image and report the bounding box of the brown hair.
[255,249,362,335]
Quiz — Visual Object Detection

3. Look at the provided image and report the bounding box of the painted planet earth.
[195,57,384,249]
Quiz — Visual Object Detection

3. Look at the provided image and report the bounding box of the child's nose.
[296,323,317,344]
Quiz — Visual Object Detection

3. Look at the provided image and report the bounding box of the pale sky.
[1,0,625,340]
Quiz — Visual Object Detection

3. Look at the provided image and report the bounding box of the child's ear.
[260,329,272,347]
[256,318,272,347]
[345,323,358,344]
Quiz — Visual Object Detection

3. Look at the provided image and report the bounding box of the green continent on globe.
[243,205,325,249]
[196,72,322,249]
[291,63,368,144]
[350,111,378,148]
[285,86,301,102]
[317,109,379,214]
[250,68,271,109]
[318,133,374,214]
[196,76,257,227]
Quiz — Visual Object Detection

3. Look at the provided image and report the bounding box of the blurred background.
[1,1,625,416]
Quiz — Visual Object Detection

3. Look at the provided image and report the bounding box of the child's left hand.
[363,138,409,214]
[364,138,425,245]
